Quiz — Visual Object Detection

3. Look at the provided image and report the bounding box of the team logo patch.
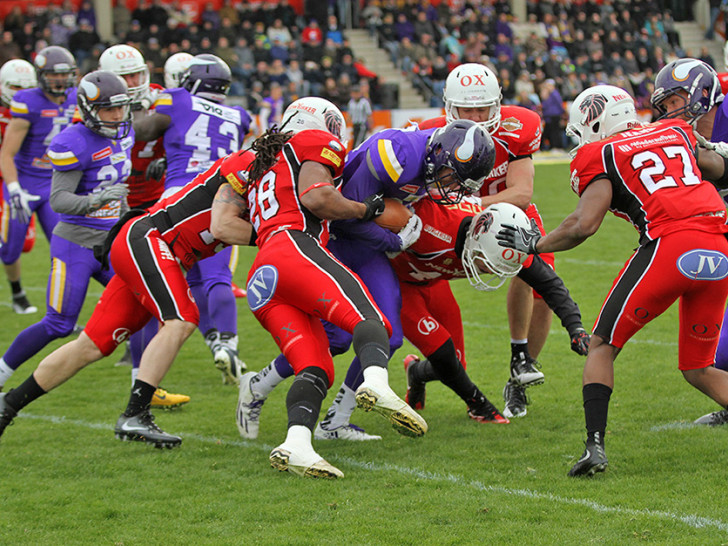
[417,316,439,335]
[677,249,728,280]
[500,117,523,132]
[578,93,607,124]
[247,265,279,311]
[113,328,131,344]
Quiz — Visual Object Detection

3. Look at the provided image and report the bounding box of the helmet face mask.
[181,54,231,103]
[98,44,150,102]
[164,52,193,89]
[443,63,502,134]
[566,85,638,156]
[78,71,132,139]
[0,59,37,105]
[34,46,77,97]
[280,96,348,146]
[424,119,495,204]
[462,203,530,291]
[650,59,723,123]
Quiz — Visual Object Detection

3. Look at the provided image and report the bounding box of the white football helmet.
[566,85,638,156]
[0,59,37,105]
[443,63,502,134]
[462,202,531,291]
[164,52,193,89]
[281,96,348,146]
[99,44,149,102]
[724,41,728,72]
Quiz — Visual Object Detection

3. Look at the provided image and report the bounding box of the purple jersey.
[153,88,251,190]
[47,124,133,231]
[331,126,436,253]
[9,87,77,194]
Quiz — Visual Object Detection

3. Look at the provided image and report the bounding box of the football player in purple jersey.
[237,120,498,441]
[133,54,253,386]
[0,46,78,314]
[0,71,133,391]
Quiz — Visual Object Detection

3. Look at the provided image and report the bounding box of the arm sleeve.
[50,169,93,215]
[517,255,584,334]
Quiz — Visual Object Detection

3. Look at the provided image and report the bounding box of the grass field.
[1,162,727,544]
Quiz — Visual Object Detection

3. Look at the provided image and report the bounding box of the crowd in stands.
[0,0,719,150]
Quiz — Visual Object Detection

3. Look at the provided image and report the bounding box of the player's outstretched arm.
[132,111,171,142]
[298,161,371,221]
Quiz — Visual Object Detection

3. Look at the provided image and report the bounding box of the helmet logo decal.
[324,109,342,140]
[455,124,478,162]
[35,54,47,68]
[459,74,487,86]
[473,212,493,235]
[80,79,100,100]
[578,93,607,124]
[672,60,704,82]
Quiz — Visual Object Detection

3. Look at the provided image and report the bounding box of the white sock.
[131,367,139,385]
[319,384,357,430]
[252,360,286,397]
[0,359,14,390]
[510,338,528,345]
[363,365,389,388]
[282,424,314,452]
[220,334,238,352]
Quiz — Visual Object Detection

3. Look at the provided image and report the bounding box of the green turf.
[1,161,726,544]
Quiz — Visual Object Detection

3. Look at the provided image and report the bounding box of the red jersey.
[247,130,347,247]
[146,148,255,270]
[570,118,728,243]
[718,72,728,95]
[127,83,165,208]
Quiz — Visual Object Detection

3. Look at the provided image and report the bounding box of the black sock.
[5,374,46,411]
[352,319,390,370]
[123,380,156,416]
[428,339,479,401]
[511,342,529,360]
[9,280,22,296]
[583,383,612,445]
[286,366,329,431]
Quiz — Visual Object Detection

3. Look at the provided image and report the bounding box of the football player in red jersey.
[398,198,589,420]
[0,148,257,449]
[718,42,728,95]
[497,85,728,476]
[99,44,190,409]
[419,63,556,415]
[243,97,426,479]
[0,59,41,313]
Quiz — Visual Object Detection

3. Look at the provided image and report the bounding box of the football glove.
[146,157,167,182]
[569,327,590,356]
[362,193,385,222]
[5,182,40,224]
[89,184,129,211]
[397,213,423,250]
[495,218,541,255]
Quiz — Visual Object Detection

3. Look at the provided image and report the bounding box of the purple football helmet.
[34,45,77,97]
[424,119,495,204]
[651,58,723,122]
[181,54,231,103]
[78,70,132,138]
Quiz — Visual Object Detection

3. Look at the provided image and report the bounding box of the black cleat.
[568,440,608,477]
[0,392,18,440]
[694,408,728,426]
[510,352,544,387]
[11,291,37,314]
[403,354,426,410]
[114,410,182,448]
[467,398,510,424]
[503,379,529,418]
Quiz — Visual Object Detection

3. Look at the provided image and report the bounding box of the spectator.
[413,11,437,39]
[132,0,152,27]
[268,59,290,87]
[326,14,344,45]
[706,0,722,40]
[68,19,100,66]
[233,37,255,79]
[219,0,240,25]
[4,6,25,34]
[76,1,97,29]
[218,17,238,45]
[251,36,272,64]
[126,19,146,44]
[258,82,285,132]
[274,0,298,29]
[113,2,132,39]
[321,76,342,107]
[268,18,293,44]
[561,70,584,101]
[540,79,565,150]
[286,59,304,95]
[394,13,415,42]
[0,31,22,66]
[214,36,238,71]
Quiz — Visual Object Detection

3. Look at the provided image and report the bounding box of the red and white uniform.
[572,118,728,370]
[127,83,165,209]
[246,130,390,384]
[84,149,256,356]
[718,72,728,96]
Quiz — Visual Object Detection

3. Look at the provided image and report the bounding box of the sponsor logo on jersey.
[417,316,439,335]
[156,238,175,261]
[247,265,278,311]
[110,152,127,164]
[570,170,580,193]
[191,96,242,123]
[677,249,728,280]
[489,162,508,179]
[41,109,59,117]
[92,147,112,161]
[500,117,523,132]
[423,224,452,243]
[400,184,420,194]
[121,136,134,150]
[320,147,341,167]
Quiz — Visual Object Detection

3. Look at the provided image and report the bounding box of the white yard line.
[16,412,728,534]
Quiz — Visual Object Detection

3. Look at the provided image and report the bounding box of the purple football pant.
[2,235,114,369]
[715,307,728,371]
[186,246,237,336]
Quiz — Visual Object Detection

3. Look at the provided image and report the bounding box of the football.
[374,198,413,232]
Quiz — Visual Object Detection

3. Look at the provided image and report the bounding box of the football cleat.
[694,408,728,426]
[502,379,529,418]
[11,292,37,314]
[467,398,510,424]
[151,387,190,409]
[510,352,544,387]
[269,445,344,479]
[355,381,428,437]
[213,346,247,385]
[568,439,608,477]
[236,371,266,439]
[403,354,426,410]
[114,410,182,448]
[0,392,18,440]
[231,282,247,298]
[314,422,382,441]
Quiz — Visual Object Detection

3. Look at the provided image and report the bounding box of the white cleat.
[236,371,266,439]
[214,346,247,385]
[269,445,344,479]
[355,381,428,437]
[314,422,382,441]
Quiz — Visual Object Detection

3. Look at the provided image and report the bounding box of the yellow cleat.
[151,387,190,409]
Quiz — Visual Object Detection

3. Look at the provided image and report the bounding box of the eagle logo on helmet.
[473,212,494,236]
[578,93,607,124]
[324,108,342,140]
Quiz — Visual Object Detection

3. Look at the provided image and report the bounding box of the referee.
[347,84,373,148]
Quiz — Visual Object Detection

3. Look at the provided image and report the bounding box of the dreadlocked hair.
[248,127,294,186]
